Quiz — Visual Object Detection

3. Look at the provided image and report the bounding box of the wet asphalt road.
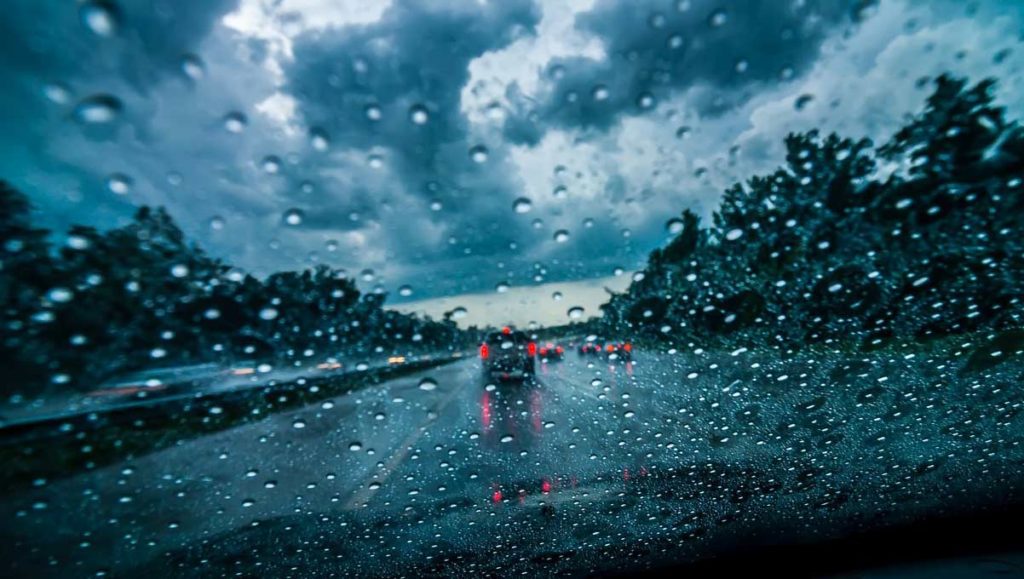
[4,345,1024,577]
[0,351,664,576]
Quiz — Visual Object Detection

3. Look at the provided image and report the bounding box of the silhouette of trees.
[0,188,471,395]
[599,75,1024,351]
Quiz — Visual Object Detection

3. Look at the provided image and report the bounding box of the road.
[3,345,1024,577]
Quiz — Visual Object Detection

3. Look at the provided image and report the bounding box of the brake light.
[624,343,632,352]
[606,344,614,352]
[555,346,563,354]
[480,343,489,359]
[527,342,537,356]
[502,326,511,334]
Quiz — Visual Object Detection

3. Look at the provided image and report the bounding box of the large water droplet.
[80,1,119,37]
[43,83,72,104]
[592,85,609,101]
[261,155,282,174]
[106,173,132,195]
[568,306,585,319]
[348,442,363,452]
[409,104,429,125]
[725,228,743,241]
[48,288,73,303]
[450,306,468,320]
[794,94,815,111]
[292,419,306,429]
[469,145,489,163]
[513,197,533,213]
[666,218,684,234]
[223,111,247,133]
[365,104,382,121]
[310,127,330,151]
[180,54,205,81]
[398,285,413,297]
[259,307,278,321]
[418,378,438,391]
[208,216,225,230]
[553,230,570,243]
[74,95,122,124]
[552,291,563,301]
[495,282,510,293]
[637,93,655,110]
[282,208,304,226]
[709,10,728,27]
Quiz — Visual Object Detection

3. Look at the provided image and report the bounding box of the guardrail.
[0,354,465,492]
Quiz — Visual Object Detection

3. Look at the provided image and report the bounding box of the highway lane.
[4,344,1024,577]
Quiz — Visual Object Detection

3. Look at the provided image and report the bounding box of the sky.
[2,0,1022,327]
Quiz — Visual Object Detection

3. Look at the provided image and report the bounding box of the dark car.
[603,341,633,362]
[578,341,602,356]
[538,343,564,362]
[480,327,535,379]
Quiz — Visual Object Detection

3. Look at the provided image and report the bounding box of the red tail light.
[606,344,614,352]
[555,346,563,354]
[527,342,537,356]
[541,479,551,494]
[480,343,489,359]
[623,343,632,352]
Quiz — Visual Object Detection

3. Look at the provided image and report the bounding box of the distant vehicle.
[538,343,564,362]
[387,356,406,365]
[603,342,633,362]
[480,327,536,380]
[578,341,602,356]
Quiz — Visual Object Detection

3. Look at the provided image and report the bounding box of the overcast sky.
[3,0,1022,327]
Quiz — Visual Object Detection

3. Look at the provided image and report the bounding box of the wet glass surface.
[1,0,1023,577]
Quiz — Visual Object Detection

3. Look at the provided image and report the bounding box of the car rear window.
[486,332,528,344]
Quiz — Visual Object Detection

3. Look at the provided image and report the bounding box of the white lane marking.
[343,362,473,510]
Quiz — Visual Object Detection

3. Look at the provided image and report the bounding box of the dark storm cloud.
[504,0,869,144]
[283,0,543,281]
[0,0,242,234]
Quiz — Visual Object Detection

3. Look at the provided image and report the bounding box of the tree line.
[598,76,1023,352]
[0,188,475,396]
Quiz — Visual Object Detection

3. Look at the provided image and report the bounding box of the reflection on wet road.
[4,345,1024,577]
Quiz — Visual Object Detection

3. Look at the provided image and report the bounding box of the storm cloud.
[1,0,1022,320]
[502,0,869,143]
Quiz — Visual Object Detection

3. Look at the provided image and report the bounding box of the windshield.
[2,1,1023,577]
